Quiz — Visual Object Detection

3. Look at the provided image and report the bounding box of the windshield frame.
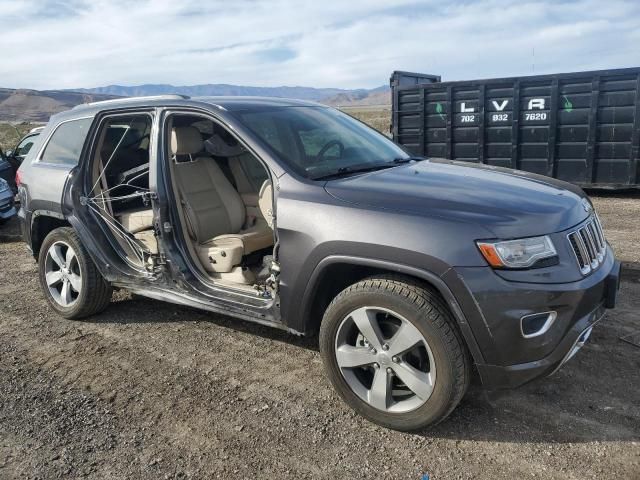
[229,105,413,181]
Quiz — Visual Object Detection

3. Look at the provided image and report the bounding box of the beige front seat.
[171,127,274,275]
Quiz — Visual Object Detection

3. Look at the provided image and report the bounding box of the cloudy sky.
[2,0,639,90]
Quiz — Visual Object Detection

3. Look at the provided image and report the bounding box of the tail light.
[15,170,22,188]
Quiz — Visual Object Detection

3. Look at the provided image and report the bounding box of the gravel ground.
[0,200,639,480]
[590,193,640,268]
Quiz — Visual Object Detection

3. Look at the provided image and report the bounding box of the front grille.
[567,215,606,275]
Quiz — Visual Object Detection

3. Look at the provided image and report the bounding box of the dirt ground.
[1,197,639,480]
[341,106,392,136]
[590,193,640,267]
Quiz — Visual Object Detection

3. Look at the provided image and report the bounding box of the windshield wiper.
[311,156,427,181]
[393,156,427,163]
[311,163,397,181]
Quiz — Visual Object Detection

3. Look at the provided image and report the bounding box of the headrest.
[204,133,246,157]
[171,127,203,156]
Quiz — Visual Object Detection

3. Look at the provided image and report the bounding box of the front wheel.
[319,276,470,431]
[38,227,112,319]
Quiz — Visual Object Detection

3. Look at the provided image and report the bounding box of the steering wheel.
[316,139,345,161]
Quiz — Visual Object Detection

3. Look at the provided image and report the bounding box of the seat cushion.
[196,237,244,273]
[216,221,274,254]
[196,222,274,273]
[118,208,154,234]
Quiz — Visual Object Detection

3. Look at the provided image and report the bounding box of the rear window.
[40,118,92,166]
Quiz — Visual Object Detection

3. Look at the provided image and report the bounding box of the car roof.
[53,95,327,123]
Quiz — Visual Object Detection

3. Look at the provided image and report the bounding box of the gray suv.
[17,95,621,431]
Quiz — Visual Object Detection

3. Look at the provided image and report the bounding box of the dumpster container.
[391,67,640,188]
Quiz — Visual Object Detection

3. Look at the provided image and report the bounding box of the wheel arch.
[30,211,71,259]
[299,255,485,365]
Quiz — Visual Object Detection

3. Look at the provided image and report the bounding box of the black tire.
[38,227,112,319]
[319,275,470,431]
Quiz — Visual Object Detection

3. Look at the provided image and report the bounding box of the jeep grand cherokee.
[17,95,620,430]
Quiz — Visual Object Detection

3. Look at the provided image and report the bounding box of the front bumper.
[449,249,620,389]
[0,190,16,220]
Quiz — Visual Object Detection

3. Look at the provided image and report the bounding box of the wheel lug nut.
[392,356,399,363]
[386,367,393,374]
[382,344,389,351]
[371,348,376,354]
[373,363,380,369]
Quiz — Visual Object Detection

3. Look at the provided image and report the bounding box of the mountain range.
[0,83,390,122]
[74,83,389,102]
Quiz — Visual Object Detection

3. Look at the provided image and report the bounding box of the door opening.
[86,113,156,271]
[164,113,277,295]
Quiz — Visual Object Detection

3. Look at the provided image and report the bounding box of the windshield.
[233,106,411,180]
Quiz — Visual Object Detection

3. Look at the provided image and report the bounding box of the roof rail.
[73,94,191,109]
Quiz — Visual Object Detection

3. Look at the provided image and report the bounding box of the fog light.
[521,311,557,338]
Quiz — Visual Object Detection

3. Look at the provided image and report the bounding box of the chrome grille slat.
[571,231,592,274]
[594,216,606,246]
[580,229,595,261]
[567,215,607,275]
[584,227,599,265]
[588,223,601,250]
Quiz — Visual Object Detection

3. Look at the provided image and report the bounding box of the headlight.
[477,235,557,269]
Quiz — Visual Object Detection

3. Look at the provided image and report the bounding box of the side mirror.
[5,150,13,158]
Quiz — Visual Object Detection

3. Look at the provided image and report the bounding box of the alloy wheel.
[44,241,82,307]
[335,306,437,413]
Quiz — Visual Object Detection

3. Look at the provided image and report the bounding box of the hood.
[324,159,590,238]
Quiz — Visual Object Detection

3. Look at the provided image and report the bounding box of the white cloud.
[0,0,638,90]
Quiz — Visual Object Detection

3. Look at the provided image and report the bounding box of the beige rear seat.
[119,208,154,233]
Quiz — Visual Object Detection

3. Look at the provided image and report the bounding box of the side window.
[40,118,92,166]
[15,135,36,158]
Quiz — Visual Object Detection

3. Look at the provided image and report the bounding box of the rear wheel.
[319,275,470,431]
[38,227,112,319]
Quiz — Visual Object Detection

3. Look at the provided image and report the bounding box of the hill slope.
[323,89,390,107]
[0,89,118,122]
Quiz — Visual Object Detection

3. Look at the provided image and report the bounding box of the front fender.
[287,253,485,365]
